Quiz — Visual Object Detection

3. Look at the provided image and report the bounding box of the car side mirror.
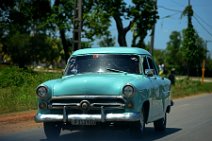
[145,69,154,77]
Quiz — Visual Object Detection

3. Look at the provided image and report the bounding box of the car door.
[145,57,164,120]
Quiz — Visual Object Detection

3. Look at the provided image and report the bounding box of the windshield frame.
[64,54,142,76]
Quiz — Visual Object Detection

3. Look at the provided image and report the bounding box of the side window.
[142,56,149,71]
[147,57,158,75]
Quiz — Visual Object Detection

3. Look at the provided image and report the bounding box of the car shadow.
[40,126,182,141]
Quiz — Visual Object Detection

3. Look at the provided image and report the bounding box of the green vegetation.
[0,66,211,114]
[161,30,208,76]
[0,0,158,66]
[1,1,211,77]
[0,66,61,114]
[171,78,212,99]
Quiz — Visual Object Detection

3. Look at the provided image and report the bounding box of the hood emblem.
[80,100,90,111]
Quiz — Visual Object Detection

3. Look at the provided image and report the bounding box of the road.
[0,94,212,141]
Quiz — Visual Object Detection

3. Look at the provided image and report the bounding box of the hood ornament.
[80,100,90,111]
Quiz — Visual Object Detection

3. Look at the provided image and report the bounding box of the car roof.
[72,47,151,56]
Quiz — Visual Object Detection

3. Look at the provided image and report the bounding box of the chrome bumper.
[34,112,140,123]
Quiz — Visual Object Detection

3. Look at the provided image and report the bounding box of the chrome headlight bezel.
[36,86,48,99]
[123,84,135,98]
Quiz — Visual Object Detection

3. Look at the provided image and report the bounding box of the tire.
[154,113,167,131]
[43,122,61,139]
[130,111,145,137]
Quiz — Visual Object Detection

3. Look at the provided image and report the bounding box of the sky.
[106,0,212,56]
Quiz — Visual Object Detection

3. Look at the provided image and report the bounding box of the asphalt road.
[1,94,212,141]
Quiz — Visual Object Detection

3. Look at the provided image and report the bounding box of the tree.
[47,0,74,62]
[30,34,63,67]
[3,32,63,68]
[181,28,207,75]
[98,34,116,47]
[90,0,158,47]
[165,29,206,76]
[154,49,166,66]
[0,0,72,64]
[83,1,111,41]
[5,33,31,68]
[165,31,182,72]
[0,0,159,67]
[181,4,207,75]
[0,0,37,67]
[131,0,159,47]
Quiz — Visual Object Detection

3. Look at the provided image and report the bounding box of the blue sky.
[107,0,212,56]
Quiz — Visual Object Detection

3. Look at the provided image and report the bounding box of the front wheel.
[154,113,167,131]
[43,122,61,139]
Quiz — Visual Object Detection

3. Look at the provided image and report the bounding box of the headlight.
[123,85,135,98]
[36,86,48,98]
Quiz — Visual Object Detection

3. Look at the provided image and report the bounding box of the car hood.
[51,73,139,96]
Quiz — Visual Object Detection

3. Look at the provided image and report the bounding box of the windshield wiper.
[106,68,127,73]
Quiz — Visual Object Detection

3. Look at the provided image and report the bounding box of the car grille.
[48,95,126,114]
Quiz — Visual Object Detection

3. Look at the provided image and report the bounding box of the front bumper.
[34,112,140,123]
[35,96,140,123]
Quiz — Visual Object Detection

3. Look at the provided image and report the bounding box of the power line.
[193,16,212,38]
[158,5,182,13]
[159,12,180,20]
[194,12,212,29]
[169,0,184,7]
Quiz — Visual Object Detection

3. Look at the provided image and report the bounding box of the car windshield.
[64,54,140,75]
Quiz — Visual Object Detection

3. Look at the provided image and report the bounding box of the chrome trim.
[34,112,140,123]
[36,95,131,123]
[91,103,125,107]
[63,106,67,122]
[49,95,126,111]
[101,106,105,122]
[48,102,125,110]
[50,103,80,107]
[51,95,126,101]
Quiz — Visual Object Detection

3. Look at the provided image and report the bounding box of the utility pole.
[72,0,82,51]
[150,0,157,57]
[187,0,193,28]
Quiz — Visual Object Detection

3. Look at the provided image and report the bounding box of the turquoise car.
[34,47,173,139]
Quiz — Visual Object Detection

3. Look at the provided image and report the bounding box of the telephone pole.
[187,0,193,28]
[72,0,82,51]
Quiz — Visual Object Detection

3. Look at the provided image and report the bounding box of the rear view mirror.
[145,69,154,77]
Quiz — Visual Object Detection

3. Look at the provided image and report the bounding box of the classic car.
[34,47,173,139]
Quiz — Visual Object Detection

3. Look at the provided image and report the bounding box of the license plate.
[71,120,96,125]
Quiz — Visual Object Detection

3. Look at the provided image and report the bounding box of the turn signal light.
[39,102,47,109]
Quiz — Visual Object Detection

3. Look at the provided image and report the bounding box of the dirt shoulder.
[0,110,42,136]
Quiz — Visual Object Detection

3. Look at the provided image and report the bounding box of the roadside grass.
[172,78,212,98]
[0,66,211,114]
[0,66,61,114]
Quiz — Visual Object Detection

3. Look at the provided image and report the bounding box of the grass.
[0,66,61,114]
[171,77,212,98]
[0,66,212,114]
